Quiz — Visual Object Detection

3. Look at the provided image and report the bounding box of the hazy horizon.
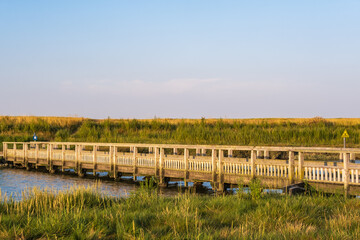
[1,1,359,119]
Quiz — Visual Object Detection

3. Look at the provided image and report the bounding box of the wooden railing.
[304,166,344,183]
[4,141,360,192]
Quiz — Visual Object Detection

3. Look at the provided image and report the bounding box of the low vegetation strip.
[0,185,359,239]
[1,116,360,150]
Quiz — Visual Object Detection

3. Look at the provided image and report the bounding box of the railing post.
[133,146,137,181]
[251,150,256,178]
[154,147,159,177]
[23,143,26,163]
[228,149,233,158]
[47,143,50,168]
[112,146,117,179]
[201,148,206,156]
[350,153,356,161]
[218,149,224,192]
[344,152,349,194]
[48,143,53,172]
[61,144,65,172]
[79,145,83,173]
[256,150,262,159]
[184,148,189,187]
[289,151,294,183]
[35,143,39,169]
[212,149,217,184]
[173,148,178,155]
[93,145,97,176]
[264,150,270,159]
[196,148,200,156]
[75,145,79,175]
[14,143,16,162]
[298,152,304,180]
[3,142,7,160]
[159,148,165,186]
[24,143,29,170]
[74,145,78,168]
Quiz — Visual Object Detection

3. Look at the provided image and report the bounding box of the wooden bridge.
[3,141,360,195]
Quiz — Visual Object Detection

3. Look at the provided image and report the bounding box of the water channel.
[0,166,286,201]
[0,168,196,200]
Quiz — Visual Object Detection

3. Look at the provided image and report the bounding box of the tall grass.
[1,116,360,151]
[1,185,360,239]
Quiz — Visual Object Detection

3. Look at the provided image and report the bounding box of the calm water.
[0,168,188,200]
[0,168,284,200]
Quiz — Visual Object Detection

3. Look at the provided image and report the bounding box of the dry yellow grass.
[0,116,85,126]
[2,115,360,126]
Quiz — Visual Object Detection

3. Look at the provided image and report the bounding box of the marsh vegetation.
[1,116,360,151]
[0,181,359,239]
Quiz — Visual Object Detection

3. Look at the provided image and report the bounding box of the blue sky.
[1,1,359,119]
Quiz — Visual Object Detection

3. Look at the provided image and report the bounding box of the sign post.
[341,130,349,148]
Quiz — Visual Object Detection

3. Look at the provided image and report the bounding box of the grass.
[1,116,360,151]
[0,183,360,239]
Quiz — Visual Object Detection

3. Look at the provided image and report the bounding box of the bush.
[249,178,263,200]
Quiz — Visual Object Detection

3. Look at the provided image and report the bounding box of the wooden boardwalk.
[3,141,360,194]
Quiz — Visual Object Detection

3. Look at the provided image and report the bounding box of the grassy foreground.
[1,116,360,150]
[1,184,360,239]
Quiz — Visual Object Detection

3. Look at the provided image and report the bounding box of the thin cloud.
[60,78,293,97]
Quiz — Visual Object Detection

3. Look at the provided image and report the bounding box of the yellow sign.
[342,130,350,138]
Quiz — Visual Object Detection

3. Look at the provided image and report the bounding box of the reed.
[1,116,360,151]
[1,185,360,239]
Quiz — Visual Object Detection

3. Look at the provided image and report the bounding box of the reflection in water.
[0,168,182,200]
[0,168,132,200]
[0,168,283,200]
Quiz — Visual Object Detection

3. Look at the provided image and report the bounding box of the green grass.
[1,184,360,239]
[1,116,360,151]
